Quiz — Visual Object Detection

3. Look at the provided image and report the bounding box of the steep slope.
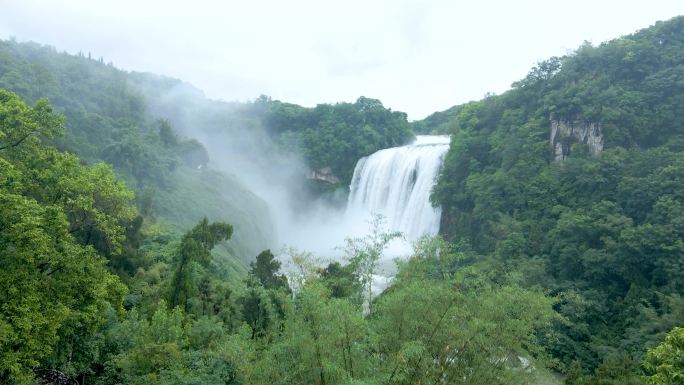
[0,38,275,264]
[431,16,684,373]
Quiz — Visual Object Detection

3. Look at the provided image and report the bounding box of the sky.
[1,0,682,119]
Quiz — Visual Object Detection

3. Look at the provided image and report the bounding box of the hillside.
[127,72,415,188]
[430,16,684,379]
[0,38,416,260]
[0,39,276,264]
[1,14,683,385]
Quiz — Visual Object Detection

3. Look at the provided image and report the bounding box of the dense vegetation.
[411,104,461,134]
[1,15,683,385]
[252,95,415,184]
[0,91,557,383]
[0,38,275,263]
[0,89,133,382]
[430,15,684,382]
[0,106,555,381]
[127,78,415,188]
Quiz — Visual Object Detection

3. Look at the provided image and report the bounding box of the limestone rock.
[550,119,603,161]
[307,166,340,184]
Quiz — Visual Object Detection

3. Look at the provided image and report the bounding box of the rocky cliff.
[550,119,603,161]
[307,167,341,184]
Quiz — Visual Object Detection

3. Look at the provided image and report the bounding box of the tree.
[343,215,401,313]
[250,249,289,292]
[0,89,62,151]
[168,218,233,312]
[1,91,138,260]
[643,327,684,385]
[244,282,370,385]
[0,90,128,383]
[0,185,127,383]
[157,118,178,147]
[239,276,288,340]
[320,262,361,299]
[372,258,556,385]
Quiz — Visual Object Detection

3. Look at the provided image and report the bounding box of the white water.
[277,135,450,280]
[346,135,450,241]
[278,135,450,292]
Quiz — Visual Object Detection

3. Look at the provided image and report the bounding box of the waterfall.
[346,135,450,241]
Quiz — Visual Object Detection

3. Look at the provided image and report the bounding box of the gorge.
[2,15,684,384]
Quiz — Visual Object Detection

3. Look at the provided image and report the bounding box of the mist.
[3,0,682,268]
[130,77,367,263]
[129,75,446,276]
[3,5,684,384]
[2,0,681,272]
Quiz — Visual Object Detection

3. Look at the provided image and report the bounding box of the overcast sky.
[1,0,682,119]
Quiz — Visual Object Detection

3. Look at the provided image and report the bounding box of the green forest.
[1,15,683,385]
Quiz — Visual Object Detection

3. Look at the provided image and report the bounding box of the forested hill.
[411,104,461,134]
[0,38,418,385]
[430,15,684,380]
[2,15,684,385]
[0,37,415,255]
[127,75,415,187]
[0,38,275,265]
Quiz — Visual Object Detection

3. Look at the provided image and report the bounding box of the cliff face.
[307,167,340,184]
[550,119,603,161]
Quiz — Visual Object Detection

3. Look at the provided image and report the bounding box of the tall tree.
[249,249,289,292]
[169,218,233,311]
[0,90,128,383]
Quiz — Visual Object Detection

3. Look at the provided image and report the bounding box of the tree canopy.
[428,15,684,378]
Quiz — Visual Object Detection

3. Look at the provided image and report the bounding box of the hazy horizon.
[1,0,682,119]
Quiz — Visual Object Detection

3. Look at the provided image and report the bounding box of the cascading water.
[346,135,451,241]
[279,135,450,294]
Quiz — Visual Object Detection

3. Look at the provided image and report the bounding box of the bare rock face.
[550,119,603,161]
[307,166,340,184]
[37,369,79,385]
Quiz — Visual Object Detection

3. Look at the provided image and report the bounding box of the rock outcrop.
[307,167,340,184]
[550,119,603,161]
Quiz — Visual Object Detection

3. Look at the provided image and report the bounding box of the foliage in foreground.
[0,89,132,383]
[92,236,558,385]
[643,327,684,385]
